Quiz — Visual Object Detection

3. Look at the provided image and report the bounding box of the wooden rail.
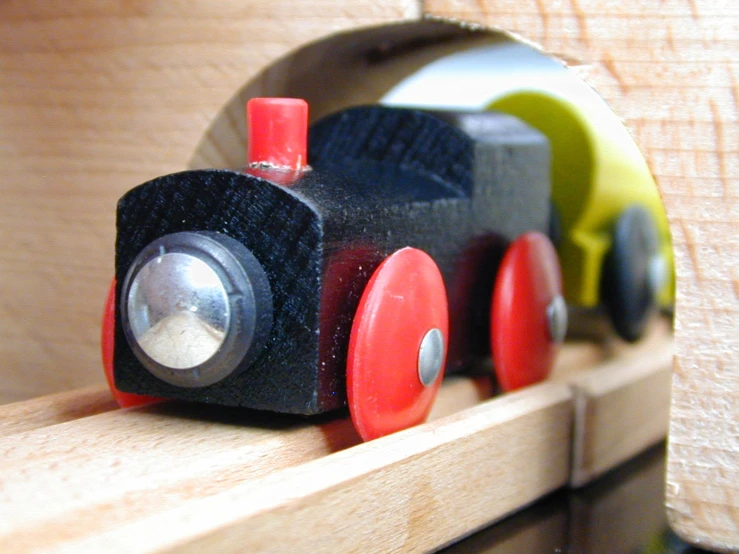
[0,327,673,553]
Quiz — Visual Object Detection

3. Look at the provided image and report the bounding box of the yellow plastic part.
[489,91,674,309]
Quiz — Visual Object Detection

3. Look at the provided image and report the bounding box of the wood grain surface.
[0,328,671,553]
[0,0,734,549]
[0,384,116,436]
[0,371,570,553]
[420,2,736,548]
[0,0,422,404]
[567,323,674,487]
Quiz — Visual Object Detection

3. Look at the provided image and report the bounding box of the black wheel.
[601,205,661,342]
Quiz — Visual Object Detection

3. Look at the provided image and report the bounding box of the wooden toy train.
[101,96,670,441]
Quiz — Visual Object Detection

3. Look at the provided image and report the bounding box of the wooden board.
[0,375,572,553]
[0,385,116,436]
[0,337,673,553]
[0,0,734,549]
[565,321,674,487]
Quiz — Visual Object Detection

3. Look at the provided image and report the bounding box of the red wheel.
[491,232,566,392]
[102,279,162,408]
[347,248,449,441]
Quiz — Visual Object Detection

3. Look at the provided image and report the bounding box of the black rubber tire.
[601,205,660,342]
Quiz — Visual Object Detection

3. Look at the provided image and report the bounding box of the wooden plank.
[39,384,573,554]
[0,336,670,553]
[546,318,673,487]
[0,385,117,437]
[0,377,571,553]
[569,332,674,486]
[0,404,358,551]
[0,373,504,551]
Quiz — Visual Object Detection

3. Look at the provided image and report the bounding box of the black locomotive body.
[112,104,551,416]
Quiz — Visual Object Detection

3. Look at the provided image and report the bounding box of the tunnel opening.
[189,19,674,344]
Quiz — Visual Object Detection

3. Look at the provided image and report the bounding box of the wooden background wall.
[0,1,421,402]
[0,0,735,550]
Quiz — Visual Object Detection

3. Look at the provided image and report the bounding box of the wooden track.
[0,330,673,553]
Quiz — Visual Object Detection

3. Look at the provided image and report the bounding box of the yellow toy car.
[490,91,674,341]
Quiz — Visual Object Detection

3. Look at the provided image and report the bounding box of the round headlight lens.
[120,231,273,388]
[126,252,230,370]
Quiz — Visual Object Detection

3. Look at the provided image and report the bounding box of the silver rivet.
[418,328,445,387]
[126,252,230,370]
[547,295,568,344]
